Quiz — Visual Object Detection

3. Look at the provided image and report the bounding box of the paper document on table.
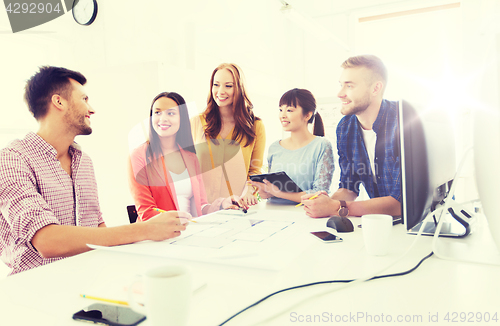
[88,210,309,270]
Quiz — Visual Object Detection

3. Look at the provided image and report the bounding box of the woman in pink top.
[128,92,245,221]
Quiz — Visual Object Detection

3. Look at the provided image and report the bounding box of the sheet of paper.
[88,210,308,270]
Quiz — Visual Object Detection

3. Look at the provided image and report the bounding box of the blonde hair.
[341,55,387,93]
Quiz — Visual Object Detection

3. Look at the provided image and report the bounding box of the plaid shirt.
[0,132,103,275]
[336,99,401,202]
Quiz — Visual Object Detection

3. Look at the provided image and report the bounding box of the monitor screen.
[399,99,459,234]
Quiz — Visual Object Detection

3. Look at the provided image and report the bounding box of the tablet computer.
[249,171,303,193]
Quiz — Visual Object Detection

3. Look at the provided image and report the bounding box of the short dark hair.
[24,66,87,120]
[279,88,324,136]
[341,55,387,91]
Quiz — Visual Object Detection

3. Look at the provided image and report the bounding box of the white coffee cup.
[361,214,393,256]
[128,265,192,326]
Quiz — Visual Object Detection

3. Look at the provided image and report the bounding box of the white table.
[1,202,499,326]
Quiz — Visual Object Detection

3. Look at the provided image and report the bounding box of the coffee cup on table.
[128,265,192,326]
[361,214,393,256]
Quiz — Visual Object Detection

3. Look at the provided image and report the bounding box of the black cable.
[218,251,435,326]
[370,251,434,280]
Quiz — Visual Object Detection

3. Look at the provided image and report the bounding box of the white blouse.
[170,169,194,215]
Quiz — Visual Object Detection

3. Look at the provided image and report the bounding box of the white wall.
[301,0,498,201]
[0,0,307,227]
[0,0,498,230]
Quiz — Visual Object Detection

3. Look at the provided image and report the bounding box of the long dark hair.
[146,92,195,164]
[203,63,260,147]
[279,88,325,136]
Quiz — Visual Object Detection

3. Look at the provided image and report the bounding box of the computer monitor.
[399,99,469,237]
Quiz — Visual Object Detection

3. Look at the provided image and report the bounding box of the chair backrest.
[127,205,138,223]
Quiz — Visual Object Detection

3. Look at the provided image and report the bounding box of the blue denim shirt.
[336,99,401,202]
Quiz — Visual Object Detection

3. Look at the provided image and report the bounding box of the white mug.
[361,214,393,256]
[128,265,192,326]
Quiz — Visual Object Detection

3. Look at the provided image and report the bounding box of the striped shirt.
[0,132,103,275]
[336,99,401,202]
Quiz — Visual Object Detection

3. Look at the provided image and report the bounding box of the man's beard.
[64,105,92,136]
[341,94,371,116]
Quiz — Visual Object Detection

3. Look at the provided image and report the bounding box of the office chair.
[127,205,138,223]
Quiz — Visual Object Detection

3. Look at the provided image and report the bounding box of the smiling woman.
[151,97,181,140]
[127,91,245,222]
[251,88,334,204]
[190,63,266,206]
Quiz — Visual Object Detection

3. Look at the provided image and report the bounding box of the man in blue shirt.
[303,55,401,218]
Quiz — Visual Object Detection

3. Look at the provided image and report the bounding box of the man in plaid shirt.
[301,55,401,218]
[0,66,190,275]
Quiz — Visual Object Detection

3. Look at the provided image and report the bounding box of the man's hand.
[145,211,191,240]
[301,191,338,218]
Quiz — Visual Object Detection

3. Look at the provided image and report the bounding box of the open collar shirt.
[0,132,103,275]
[336,99,401,202]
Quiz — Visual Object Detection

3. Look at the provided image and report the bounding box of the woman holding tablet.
[191,63,266,206]
[128,92,244,222]
[251,88,334,204]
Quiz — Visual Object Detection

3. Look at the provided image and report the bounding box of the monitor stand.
[409,206,500,265]
[431,213,500,266]
[408,207,473,238]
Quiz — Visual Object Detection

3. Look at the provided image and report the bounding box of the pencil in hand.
[295,194,320,207]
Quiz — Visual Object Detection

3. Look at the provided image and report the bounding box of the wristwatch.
[338,200,349,217]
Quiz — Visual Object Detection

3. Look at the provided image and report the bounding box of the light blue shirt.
[267,137,335,204]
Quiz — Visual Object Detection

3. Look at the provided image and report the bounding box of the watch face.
[72,0,98,26]
[338,201,348,217]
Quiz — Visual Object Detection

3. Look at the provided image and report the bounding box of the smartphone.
[310,231,343,243]
[72,303,146,326]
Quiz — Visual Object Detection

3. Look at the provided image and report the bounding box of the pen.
[232,200,248,214]
[80,294,129,306]
[153,208,197,223]
[295,194,320,207]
